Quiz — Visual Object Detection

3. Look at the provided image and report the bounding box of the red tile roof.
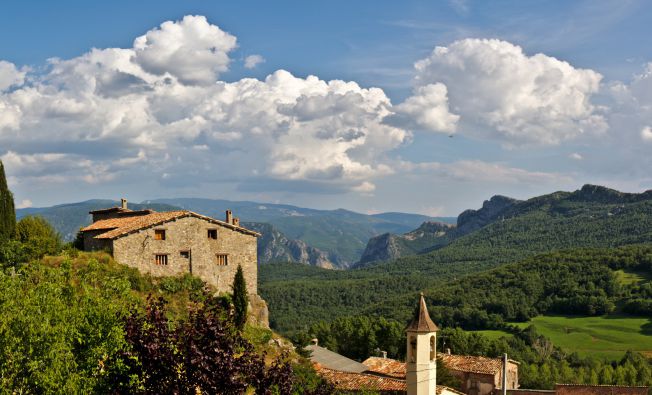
[555,384,649,395]
[363,357,406,379]
[81,210,260,239]
[315,364,407,392]
[439,354,503,375]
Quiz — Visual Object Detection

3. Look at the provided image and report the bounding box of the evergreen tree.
[232,264,248,330]
[0,160,16,243]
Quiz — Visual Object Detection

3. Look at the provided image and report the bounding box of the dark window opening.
[155,254,168,265]
[155,229,166,240]
[180,250,190,259]
[216,254,228,266]
[208,229,218,239]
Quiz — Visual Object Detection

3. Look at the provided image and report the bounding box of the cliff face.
[244,222,341,269]
[358,221,456,265]
[456,195,519,232]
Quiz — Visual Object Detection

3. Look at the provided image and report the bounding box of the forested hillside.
[261,184,652,333]
[358,184,652,266]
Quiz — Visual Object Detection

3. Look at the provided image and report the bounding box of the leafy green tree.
[0,159,15,243]
[14,216,62,261]
[232,264,249,330]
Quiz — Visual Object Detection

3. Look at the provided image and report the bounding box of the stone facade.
[81,206,260,296]
[111,215,258,294]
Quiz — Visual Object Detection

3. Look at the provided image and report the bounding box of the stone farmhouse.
[80,199,260,295]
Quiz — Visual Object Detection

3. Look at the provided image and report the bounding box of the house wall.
[452,371,496,395]
[112,216,258,294]
[83,230,113,252]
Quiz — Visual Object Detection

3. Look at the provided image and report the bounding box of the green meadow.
[509,315,652,360]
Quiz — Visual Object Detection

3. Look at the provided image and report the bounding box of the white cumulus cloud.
[133,15,237,85]
[412,38,606,146]
[244,54,265,69]
[389,83,459,133]
[0,16,409,195]
[0,61,26,91]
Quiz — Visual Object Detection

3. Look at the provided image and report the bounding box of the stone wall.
[83,230,113,252]
[112,215,258,294]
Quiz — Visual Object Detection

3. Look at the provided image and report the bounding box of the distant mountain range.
[16,197,454,268]
[356,184,652,266]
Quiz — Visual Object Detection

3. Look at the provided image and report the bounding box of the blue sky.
[1,1,651,216]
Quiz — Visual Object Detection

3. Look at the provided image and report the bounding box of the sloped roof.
[439,354,503,375]
[314,365,407,392]
[305,345,369,373]
[81,210,260,239]
[555,384,649,395]
[406,293,439,333]
[363,357,406,378]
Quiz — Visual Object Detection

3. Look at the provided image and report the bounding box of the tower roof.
[406,293,439,333]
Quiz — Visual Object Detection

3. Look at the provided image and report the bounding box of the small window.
[155,254,168,265]
[180,250,190,259]
[216,254,228,266]
[409,336,417,363]
[430,336,436,361]
[154,229,166,240]
[208,229,218,239]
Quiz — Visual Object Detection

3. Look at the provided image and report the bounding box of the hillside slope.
[261,184,652,333]
[358,195,518,265]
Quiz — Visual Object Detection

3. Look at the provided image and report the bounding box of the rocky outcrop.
[358,233,402,264]
[358,221,456,265]
[244,222,341,269]
[457,195,519,233]
[248,293,270,328]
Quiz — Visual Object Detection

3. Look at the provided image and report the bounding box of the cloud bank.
[0,16,647,209]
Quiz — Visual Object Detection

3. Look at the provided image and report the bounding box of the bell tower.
[406,293,439,395]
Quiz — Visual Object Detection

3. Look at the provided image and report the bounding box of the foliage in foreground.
[108,297,295,394]
[0,253,331,394]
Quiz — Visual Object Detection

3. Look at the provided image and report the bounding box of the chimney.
[121,198,127,210]
[226,210,233,224]
[233,217,240,227]
[381,351,387,359]
[311,338,318,346]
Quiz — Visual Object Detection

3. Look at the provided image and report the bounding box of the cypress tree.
[232,264,248,330]
[0,160,16,243]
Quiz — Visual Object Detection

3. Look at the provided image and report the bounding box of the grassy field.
[510,315,652,360]
[469,329,514,340]
[615,269,652,285]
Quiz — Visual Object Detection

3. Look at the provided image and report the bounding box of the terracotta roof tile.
[314,365,407,392]
[439,354,502,375]
[81,210,260,239]
[363,357,406,379]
